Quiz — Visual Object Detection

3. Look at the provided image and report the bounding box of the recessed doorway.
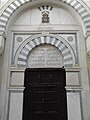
[22,68,67,120]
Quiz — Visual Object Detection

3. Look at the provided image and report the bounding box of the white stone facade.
[0,1,90,120]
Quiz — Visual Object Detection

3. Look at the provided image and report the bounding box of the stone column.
[0,32,6,120]
[77,31,90,120]
[81,33,90,120]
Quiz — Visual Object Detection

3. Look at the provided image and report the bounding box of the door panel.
[23,68,67,120]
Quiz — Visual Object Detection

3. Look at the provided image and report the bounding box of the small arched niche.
[27,44,64,68]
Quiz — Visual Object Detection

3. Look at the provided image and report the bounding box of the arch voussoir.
[16,35,75,67]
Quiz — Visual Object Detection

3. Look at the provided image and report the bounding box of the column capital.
[0,32,6,38]
[0,34,5,54]
[84,32,88,40]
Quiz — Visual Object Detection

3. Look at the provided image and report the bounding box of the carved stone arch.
[0,0,90,34]
[14,34,76,67]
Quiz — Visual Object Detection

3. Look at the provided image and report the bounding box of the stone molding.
[9,66,80,71]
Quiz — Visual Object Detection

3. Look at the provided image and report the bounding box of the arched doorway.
[0,1,89,120]
[23,44,67,120]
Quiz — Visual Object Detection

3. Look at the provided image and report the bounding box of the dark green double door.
[23,68,67,120]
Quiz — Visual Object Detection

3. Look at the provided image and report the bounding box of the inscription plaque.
[27,44,63,68]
